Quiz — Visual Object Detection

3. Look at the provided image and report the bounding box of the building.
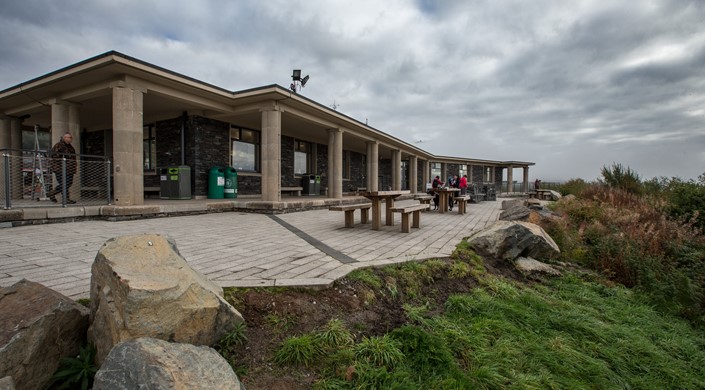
[0,51,533,206]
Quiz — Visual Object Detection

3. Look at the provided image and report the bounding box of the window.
[431,162,441,181]
[484,166,493,182]
[294,140,311,175]
[459,164,467,178]
[143,125,156,171]
[231,127,260,172]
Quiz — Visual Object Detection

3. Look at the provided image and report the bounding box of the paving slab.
[0,199,502,299]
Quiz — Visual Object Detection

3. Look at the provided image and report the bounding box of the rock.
[499,205,531,221]
[93,338,241,390]
[467,221,560,262]
[87,234,244,364]
[0,376,16,390]
[501,198,525,210]
[515,257,561,277]
[0,280,89,390]
[548,190,562,201]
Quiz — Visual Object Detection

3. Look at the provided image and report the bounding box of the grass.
[279,270,705,389]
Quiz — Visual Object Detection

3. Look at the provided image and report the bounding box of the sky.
[1,0,704,182]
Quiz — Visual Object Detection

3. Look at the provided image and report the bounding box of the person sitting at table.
[448,175,459,211]
[431,175,442,210]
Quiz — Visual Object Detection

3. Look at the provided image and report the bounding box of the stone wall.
[347,151,366,191]
[471,165,484,186]
[379,159,391,190]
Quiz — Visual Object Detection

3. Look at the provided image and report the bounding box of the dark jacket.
[50,140,77,174]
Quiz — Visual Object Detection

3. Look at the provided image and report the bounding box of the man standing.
[48,133,77,204]
[459,174,468,195]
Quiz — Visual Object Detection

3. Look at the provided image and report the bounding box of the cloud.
[1,0,704,182]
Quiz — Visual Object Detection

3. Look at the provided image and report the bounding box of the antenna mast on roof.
[330,100,340,110]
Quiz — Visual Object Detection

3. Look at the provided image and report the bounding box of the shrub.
[315,319,354,349]
[274,334,321,367]
[217,322,247,354]
[558,178,591,197]
[354,334,404,368]
[600,163,642,195]
[390,325,457,376]
[49,344,98,390]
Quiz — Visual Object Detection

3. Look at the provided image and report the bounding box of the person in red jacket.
[459,175,468,195]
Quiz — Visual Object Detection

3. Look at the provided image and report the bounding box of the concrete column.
[422,160,429,190]
[390,149,400,191]
[327,128,343,198]
[409,155,418,194]
[507,166,514,194]
[0,118,9,150]
[261,106,281,202]
[523,167,529,192]
[112,85,144,206]
[0,118,10,200]
[366,141,378,192]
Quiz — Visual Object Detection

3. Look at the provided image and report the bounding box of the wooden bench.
[415,195,432,206]
[329,203,372,228]
[454,195,470,214]
[282,186,304,196]
[389,203,430,233]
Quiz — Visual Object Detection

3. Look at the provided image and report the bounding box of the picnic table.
[431,188,460,214]
[361,190,410,230]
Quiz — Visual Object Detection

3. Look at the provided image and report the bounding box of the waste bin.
[314,175,321,195]
[159,168,171,199]
[224,167,238,199]
[208,166,225,199]
[160,166,191,200]
[301,174,317,195]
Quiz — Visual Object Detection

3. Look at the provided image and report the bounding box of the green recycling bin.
[208,166,225,199]
[224,167,238,199]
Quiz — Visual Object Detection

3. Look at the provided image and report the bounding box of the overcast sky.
[1,0,704,182]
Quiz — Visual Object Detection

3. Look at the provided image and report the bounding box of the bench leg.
[458,201,465,214]
[344,210,355,228]
[360,208,370,224]
[411,210,421,228]
[400,213,411,233]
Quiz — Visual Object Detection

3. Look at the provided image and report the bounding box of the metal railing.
[1,148,111,209]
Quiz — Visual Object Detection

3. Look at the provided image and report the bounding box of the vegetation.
[49,344,98,390]
[222,163,705,388]
[267,269,705,389]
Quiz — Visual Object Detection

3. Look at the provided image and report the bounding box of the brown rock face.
[87,234,244,364]
[0,280,89,390]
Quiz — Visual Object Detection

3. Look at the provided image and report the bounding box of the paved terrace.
[0,198,503,299]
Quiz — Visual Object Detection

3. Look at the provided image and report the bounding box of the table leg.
[371,199,382,230]
[385,198,394,226]
[439,193,447,214]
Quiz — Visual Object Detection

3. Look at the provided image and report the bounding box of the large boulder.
[93,338,241,390]
[0,280,89,390]
[87,234,244,364]
[467,221,560,262]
